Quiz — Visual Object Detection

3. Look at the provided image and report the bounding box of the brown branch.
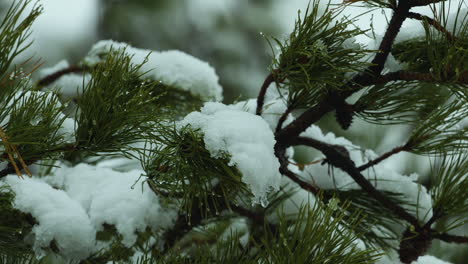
[275,106,293,133]
[274,138,321,195]
[36,65,87,87]
[275,98,337,144]
[407,12,455,41]
[291,136,420,227]
[368,1,411,76]
[279,164,320,195]
[433,233,468,244]
[0,163,17,178]
[358,144,410,171]
[230,204,264,225]
[411,0,448,7]
[423,209,442,229]
[256,72,276,115]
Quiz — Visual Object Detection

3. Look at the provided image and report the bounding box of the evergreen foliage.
[0,0,467,263]
[270,1,371,109]
[142,123,250,216]
[75,49,160,157]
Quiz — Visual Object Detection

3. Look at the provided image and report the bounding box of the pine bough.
[0,0,467,263]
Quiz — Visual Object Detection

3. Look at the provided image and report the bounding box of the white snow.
[0,163,177,261]
[59,117,77,144]
[220,97,294,132]
[45,164,177,247]
[411,255,453,264]
[3,176,96,260]
[84,40,223,102]
[180,102,281,205]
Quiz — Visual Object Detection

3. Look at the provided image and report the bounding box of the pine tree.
[0,0,467,263]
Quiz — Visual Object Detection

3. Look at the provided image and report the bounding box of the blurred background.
[5,0,400,101]
[1,0,466,262]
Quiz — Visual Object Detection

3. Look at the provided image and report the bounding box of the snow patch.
[46,164,177,247]
[84,40,223,102]
[4,176,95,260]
[0,163,177,261]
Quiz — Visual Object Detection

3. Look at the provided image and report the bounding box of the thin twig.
[433,233,468,243]
[359,144,409,171]
[275,98,336,144]
[411,0,447,7]
[279,164,320,195]
[256,72,276,115]
[291,136,420,227]
[423,210,442,229]
[367,1,411,76]
[407,12,455,42]
[36,65,87,87]
[0,128,30,178]
[274,141,320,195]
[275,106,293,133]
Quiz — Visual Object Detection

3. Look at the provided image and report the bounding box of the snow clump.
[84,40,223,102]
[1,164,177,261]
[180,102,281,205]
[4,176,96,260]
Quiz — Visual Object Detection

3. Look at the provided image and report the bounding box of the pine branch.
[433,233,468,244]
[367,1,411,76]
[288,136,467,262]
[0,0,41,78]
[279,164,320,195]
[275,106,292,133]
[2,0,466,261]
[407,12,455,42]
[411,0,448,7]
[275,97,336,143]
[290,136,420,227]
[256,72,276,115]
[358,144,411,171]
[36,65,87,88]
[274,141,321,195]
[276,1,412,143]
